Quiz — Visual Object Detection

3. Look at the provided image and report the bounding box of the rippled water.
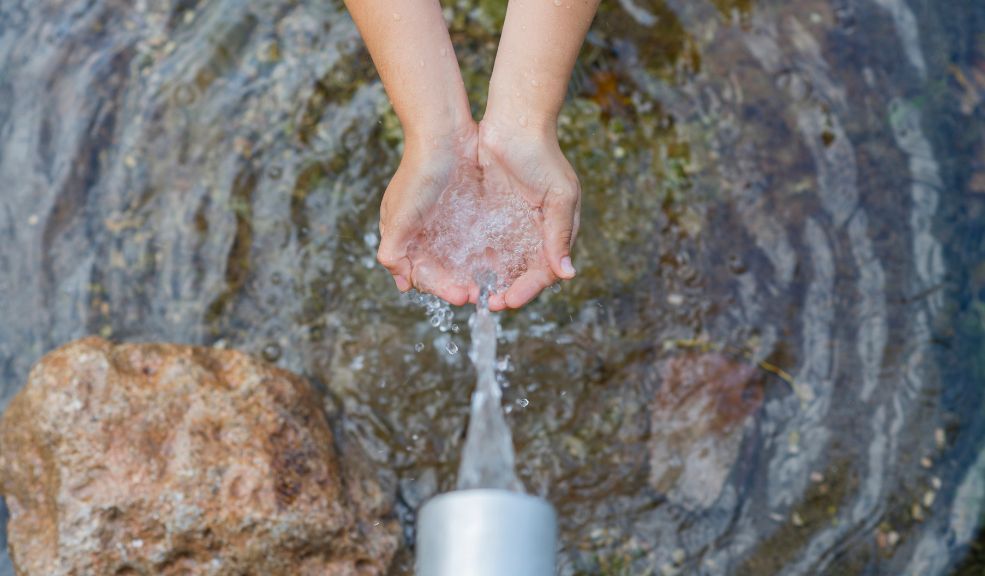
[1,0,983,574]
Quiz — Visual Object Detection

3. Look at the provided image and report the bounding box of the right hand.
[477,119,581,311]
[376,121,479,306]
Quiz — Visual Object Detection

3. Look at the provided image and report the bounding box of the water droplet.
[445,341,459,355]
[496,355,512,372]
[550,282,561,294]
[392,12,401,21]
[553,0,562,6]
[262,342,282,362]
[530,78,541,87]
[517,398,530,408]
[419,59,425,68]
[451,324,460,333]
[414,342,425,352]
[518,115,528,127]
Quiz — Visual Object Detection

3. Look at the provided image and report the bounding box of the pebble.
[923,490,936,508]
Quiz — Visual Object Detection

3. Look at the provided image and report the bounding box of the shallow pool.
[1,0,983,573]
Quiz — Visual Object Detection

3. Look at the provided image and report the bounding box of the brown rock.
[649,352,762,509]
[0,337,400,576]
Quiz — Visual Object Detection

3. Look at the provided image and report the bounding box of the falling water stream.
[457,282,524,493]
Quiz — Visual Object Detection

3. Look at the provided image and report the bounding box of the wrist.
[400,87,475,150]
[478,111,556,162]
[403,111,477,159]
[483,80,558,141]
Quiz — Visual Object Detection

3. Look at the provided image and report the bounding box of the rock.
[0,337,400,576]
[649,352,762,510]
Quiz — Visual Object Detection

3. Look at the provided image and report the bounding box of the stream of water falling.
[456,282,524,493]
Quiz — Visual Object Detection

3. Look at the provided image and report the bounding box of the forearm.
[485,0,601,135]
[344,0,472,147]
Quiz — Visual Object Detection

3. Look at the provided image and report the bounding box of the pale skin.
[344,0,600,311]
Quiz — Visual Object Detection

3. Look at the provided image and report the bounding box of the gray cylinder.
[416,489,557,576]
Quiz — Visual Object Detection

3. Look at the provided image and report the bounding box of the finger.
[504,267,555,309]
[570,194,581,248]
[412,262,469,307]
[488,292,508,312]
[377,235,413,281]
[467,281,481,306]
[542,184,580,280]
[392,274,411,292]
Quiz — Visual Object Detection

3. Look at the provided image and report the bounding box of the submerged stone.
[649,352,762,510]
[0,337,399,576]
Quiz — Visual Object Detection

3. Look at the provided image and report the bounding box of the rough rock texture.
[0,337,400,576]
[649,352,763,510]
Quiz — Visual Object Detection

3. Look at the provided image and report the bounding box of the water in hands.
[408,162,544,296]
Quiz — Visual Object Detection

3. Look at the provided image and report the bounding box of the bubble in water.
[262,342,282,362]
[452,323,460,333]
[430,315,441,327]
[414,342,425,352]
[445,341,459,355]
[517,398,529,408]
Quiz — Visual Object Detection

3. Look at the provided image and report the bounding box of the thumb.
[542,184,579,280]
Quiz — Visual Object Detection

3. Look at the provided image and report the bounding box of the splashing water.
[412,163,543,294]
[456,277,524,492]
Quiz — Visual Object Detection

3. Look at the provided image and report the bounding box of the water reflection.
[0,0,983,574]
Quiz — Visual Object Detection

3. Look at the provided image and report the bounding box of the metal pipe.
[416,489,557,576]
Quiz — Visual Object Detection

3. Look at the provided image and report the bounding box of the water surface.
[1,0,984,574]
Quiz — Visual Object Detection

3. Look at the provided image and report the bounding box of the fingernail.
[394,275,411,291]
[560,256,576,277]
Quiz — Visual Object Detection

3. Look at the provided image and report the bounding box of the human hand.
[477,119,581,311]
[376,122,480,307]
